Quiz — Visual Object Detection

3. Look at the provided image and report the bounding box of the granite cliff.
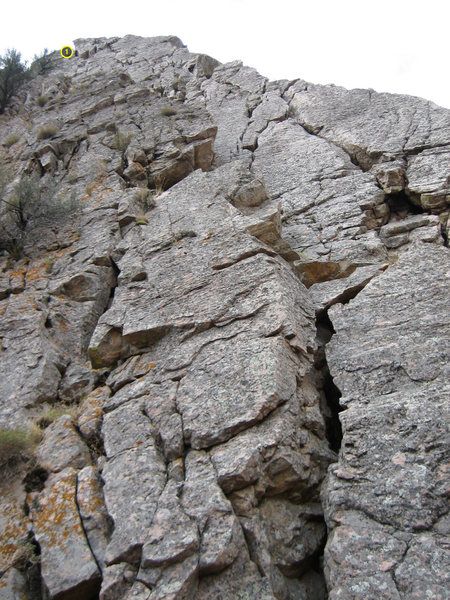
[0,35,448,600]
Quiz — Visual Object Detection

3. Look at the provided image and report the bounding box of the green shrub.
[110,130,132,151]
[0,49,28,114]
[3,134,19,148]
[44,257,53,273]
[135,215,148,225]
[0,175,80,259]
[37,123,58,140]
[0,429,31,468]
[36,95,48,107]
[160,105,177,117]
[29,49,53,77]
[11,538,41,569]
[36,407,78,429]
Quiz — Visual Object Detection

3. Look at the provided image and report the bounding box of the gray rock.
[324,243,450,598]
[0,33,448,600]
[100,563,138,600]
[77,466,111,570]
[37,414,91,473]
[141,480,198,569]
[182,451,244,575]
[0,568,30,600]
[31,468,101,599]
[101,402,167,565]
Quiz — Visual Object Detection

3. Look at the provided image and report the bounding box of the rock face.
[0,35,448,600]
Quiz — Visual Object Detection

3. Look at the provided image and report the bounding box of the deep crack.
[314,311,343,453]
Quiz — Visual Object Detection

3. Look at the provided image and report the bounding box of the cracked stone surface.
[324,243,450,599]
[0,34,449,600]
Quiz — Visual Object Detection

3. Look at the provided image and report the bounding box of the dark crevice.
[23,466,49,493]
[441,223,449,247]
[314,311,343,453]
[105,257,120,310]
[109,258,120,297]
[311,309,343,600]
[385,190,424,218]
[24,533,44,600]
[294,118,374,172]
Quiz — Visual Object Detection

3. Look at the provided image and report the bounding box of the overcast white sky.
[2,0,449,108]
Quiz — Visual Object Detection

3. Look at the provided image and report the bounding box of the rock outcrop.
[0,35,448,600]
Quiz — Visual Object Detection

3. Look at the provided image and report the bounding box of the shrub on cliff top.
[0,48,54,115]
[0,49,28,114]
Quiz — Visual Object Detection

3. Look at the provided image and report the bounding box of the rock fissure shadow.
[314,311,343,453]
[385,190,424,219]
[301,309,345,599]
[23,533,44,600]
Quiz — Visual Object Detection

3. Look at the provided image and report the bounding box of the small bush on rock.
[110,130,132,151]
[160,105,177,117]
[0,429,31,469]
[134,188,156,210]
[0,174,80,258]
[37,123,58,140]
[36,95,48,107]
[3,134,19,148]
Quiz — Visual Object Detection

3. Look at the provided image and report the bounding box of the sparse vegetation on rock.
[0,427,41,471]
[109,129,132,151]
[160,105,177,116]
[36,123,58,140]
[0,49,28,114]
[0,174,80,258]
[36,95,49,107]
[3,134,20,148]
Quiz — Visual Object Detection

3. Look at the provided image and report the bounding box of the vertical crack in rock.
[314,311,343,454]
[74,471,106,592]
[25,534,44,600]
[0,522,45,600]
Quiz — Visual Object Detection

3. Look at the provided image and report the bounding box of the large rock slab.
[101,401,167,565]
[324,242,450,598]
[31,468,101,599]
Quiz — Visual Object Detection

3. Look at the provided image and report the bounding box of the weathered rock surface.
[324,243,450,599]
[0,34,448,600]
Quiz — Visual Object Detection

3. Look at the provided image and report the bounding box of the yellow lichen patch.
[25,262,47,283]
[0,480,30,571]
[32,469,84,550]
[6,265,27,279]
[57,316,68,332]
[51,247,71,261]
[97,188,114,198]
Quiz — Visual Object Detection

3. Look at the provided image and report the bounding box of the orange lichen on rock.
[0,479,31,571]
[32,469,84,549]
[30,468,101,596]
